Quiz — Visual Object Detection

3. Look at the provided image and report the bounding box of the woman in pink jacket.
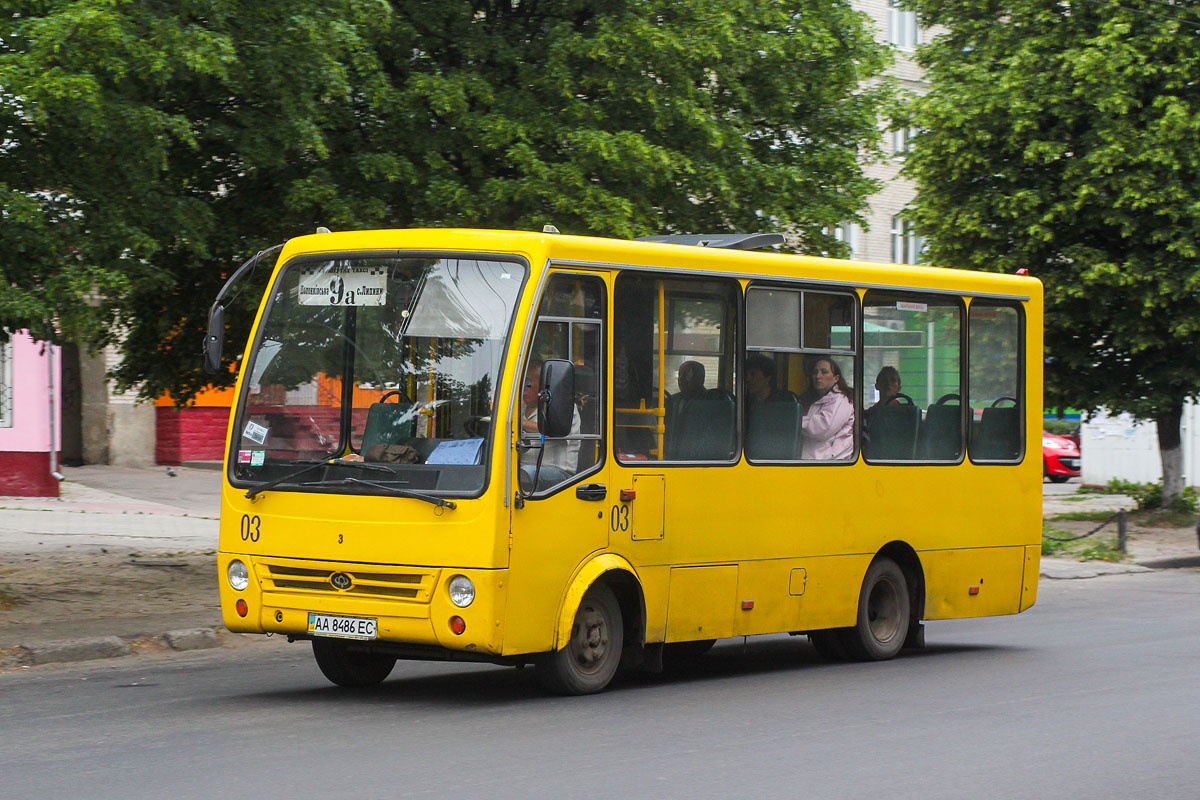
[800,358,854,460]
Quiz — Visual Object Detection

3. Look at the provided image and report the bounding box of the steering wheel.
[935,393,960,405]
[990,396,1018,407]
[463,415,491,438]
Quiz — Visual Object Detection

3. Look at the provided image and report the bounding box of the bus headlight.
[228,560,250,591]
[448,575,475,608]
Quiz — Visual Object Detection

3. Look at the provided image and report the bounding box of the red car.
[1043,430,1080,483]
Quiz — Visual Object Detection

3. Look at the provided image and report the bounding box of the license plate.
[308,613,377,640]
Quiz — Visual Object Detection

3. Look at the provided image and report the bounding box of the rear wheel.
[840,557,910,661]
[537,582,623,695]
[312,639,396,687]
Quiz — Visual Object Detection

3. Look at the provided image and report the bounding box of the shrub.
[1043,419,1080,436]
[1101,479,1198,512]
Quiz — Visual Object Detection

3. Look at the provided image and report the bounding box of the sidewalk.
[1,469,1197,669]
[0,465,225,666]
[1040,478,1200,578]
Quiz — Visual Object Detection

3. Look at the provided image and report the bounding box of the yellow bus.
[206,228,1041,694]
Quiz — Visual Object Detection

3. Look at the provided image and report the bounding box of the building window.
[892,126,919,157]
[0,338,12,428]
[889,1,921,51]
[824,222,859,259]
[891,216,926,264]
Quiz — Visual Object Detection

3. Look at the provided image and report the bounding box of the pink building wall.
[0,331,61,496]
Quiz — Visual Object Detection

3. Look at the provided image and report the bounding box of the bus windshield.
[230,254,525,496]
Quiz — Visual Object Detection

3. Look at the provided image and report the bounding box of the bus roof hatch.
[634,233,785,251]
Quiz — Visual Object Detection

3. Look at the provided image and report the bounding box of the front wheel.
[537,582,623,695]
[312,638,396,687]
[1048,474,1071,484]
[839,558,910,661]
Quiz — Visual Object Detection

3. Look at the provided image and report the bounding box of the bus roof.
[276,228,1042,301]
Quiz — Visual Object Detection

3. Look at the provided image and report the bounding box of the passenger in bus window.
[520,362,581,476]
[745,353,794,407]
[800,357,854,460]
[872,366,902,409]
[676,360,706,403]
[665,361,707,459]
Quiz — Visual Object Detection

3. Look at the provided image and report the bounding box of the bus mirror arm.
[202,243,284,375]
[515,435,547,505]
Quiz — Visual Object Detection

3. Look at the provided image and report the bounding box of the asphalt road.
[2,570,1198,800]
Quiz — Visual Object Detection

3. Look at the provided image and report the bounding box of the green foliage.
[1074,538,1126,563]
[900,1,1200,469]
[1039,522,1073,557]
[1040,522,1125,562]
[1048,510,1114,522]
[1042,419,1078,436]
[1099,478,1198,513]
[1,0,892,402]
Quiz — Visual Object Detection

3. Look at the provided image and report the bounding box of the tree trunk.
[1155,401,1184,508]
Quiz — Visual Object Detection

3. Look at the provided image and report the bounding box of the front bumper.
[218,553,507,655]
[1045,453,1080,476]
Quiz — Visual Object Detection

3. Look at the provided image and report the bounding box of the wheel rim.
[866,576,903,644]
[569,600,611,675]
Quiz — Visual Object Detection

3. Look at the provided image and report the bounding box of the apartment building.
[844,0,931,265]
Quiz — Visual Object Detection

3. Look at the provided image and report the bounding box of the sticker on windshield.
[250,450,266,466]
[243,421,269,445]
[238,450,253,464]
[298,265,388,307]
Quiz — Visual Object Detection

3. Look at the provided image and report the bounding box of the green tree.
[1,0,892,403]
[901,0,1200,503]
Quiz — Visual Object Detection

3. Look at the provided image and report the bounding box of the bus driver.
[520,361,581,476]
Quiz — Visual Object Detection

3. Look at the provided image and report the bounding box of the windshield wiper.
[301,476,457,509]
[244,458,392,500]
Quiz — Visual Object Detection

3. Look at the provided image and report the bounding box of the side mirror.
[538,359,575,438]
[203,304,225,374]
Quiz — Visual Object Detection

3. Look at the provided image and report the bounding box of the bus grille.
[255,558,439,603]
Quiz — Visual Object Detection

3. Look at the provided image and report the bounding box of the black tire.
[839,558,910,662]
[537,582,623,695]
[662,638,716,669]
[809,629,851,661]
[1048,474,1071,484]
[312,638,396,687]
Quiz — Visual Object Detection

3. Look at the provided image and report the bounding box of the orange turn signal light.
[236,599,249,617]
[449,616,466,635]
[620,489,636,502]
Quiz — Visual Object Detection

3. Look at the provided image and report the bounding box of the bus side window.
[519,274,605,494]
[968,302,1023,462]
[614,274,739,462]
[745,286,857,462]
[862,291,964,463]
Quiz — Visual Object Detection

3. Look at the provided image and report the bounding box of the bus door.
[612,272,744,641]
[504,271,609,654]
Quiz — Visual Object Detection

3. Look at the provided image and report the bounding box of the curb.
[1040,558,1154,580]
[1,627,225,670]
